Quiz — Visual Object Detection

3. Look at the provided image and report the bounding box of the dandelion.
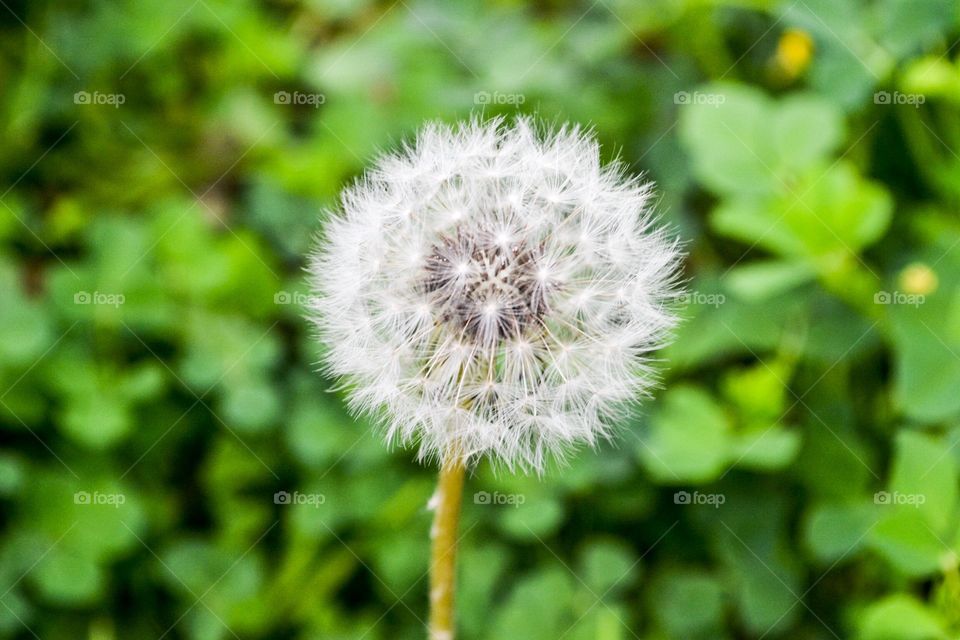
[775,28,814,79]
[307,116,682,639]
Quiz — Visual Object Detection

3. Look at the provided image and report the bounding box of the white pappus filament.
[308,116,683,473]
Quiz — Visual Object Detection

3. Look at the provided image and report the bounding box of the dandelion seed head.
[308,116,683,473]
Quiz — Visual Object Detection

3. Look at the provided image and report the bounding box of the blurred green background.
[2,0,960,638]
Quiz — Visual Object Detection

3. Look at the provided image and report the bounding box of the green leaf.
[485,568,574,640]
[665,276,803,369]
[648,569,725,637]
[0,454,26,496]
[681,85,847,199]
[859,594,947,640]
[773,94,845,172]
[804,502,877,563]
[730,428,802,471]
[497,496,565,540]
[31,548,104,605]
[877,0,956,60]
[887,430,957,532]
[711,496,803,635]
[460,544,511,639]
[868,510,948,577]
[60,392,132,448]
[902,56,960,98]
[724,260,816,302]
[891,290,960,422]
[679,83,777,196]
[712,162,893,260]
[577,539,638,595]
[119,363,165,401]
[0,259,53,367]
[221,381,281,433]
[722,361,791,423]
[711,196,805,257]
[639,385,731,483]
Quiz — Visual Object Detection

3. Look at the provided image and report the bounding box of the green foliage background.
[2,0,960,638]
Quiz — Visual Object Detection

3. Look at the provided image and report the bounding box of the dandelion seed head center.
[422,229,547,342]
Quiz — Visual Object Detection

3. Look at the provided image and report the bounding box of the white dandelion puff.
[307,116,683,473]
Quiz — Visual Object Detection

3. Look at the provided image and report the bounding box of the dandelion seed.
[308,116,683,473]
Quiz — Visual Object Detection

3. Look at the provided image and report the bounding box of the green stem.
[428,453,466,640]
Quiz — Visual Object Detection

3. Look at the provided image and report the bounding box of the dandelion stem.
[429,452,466,640]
